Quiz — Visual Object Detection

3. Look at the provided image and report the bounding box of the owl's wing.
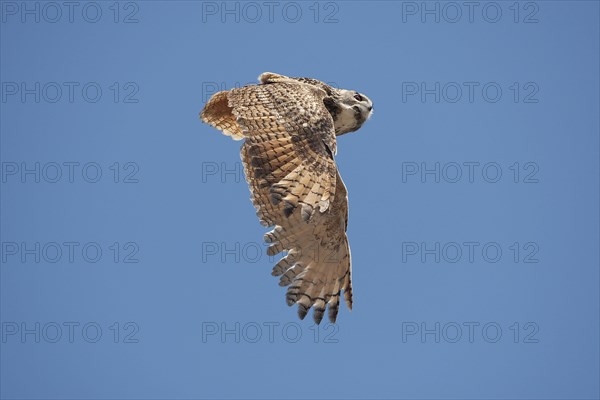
[201,76,352,323]
[242,146,353,324]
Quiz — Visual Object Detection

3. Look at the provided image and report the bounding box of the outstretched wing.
[242,146,353,324]
[201,74,353,323]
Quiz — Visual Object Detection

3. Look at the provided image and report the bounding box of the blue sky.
[1,1,599,399]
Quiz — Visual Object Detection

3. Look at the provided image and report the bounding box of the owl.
[200,72,373,323]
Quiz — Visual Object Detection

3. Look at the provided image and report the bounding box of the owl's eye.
[353,93,363,102]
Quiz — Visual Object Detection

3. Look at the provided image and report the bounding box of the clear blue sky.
[1,1,599,399]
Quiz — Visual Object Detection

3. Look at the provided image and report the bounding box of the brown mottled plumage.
[200,72,372,323]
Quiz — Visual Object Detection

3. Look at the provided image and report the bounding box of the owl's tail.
[200,91,245,140]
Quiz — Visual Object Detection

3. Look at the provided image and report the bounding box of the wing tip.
[297,303,309,320]
[258,72,293,84]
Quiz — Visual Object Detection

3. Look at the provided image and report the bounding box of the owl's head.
[327,89,373,136]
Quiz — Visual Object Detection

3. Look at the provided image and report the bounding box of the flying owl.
[200,72,373,323]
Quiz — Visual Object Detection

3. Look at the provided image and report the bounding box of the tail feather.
[200,91,245,140]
